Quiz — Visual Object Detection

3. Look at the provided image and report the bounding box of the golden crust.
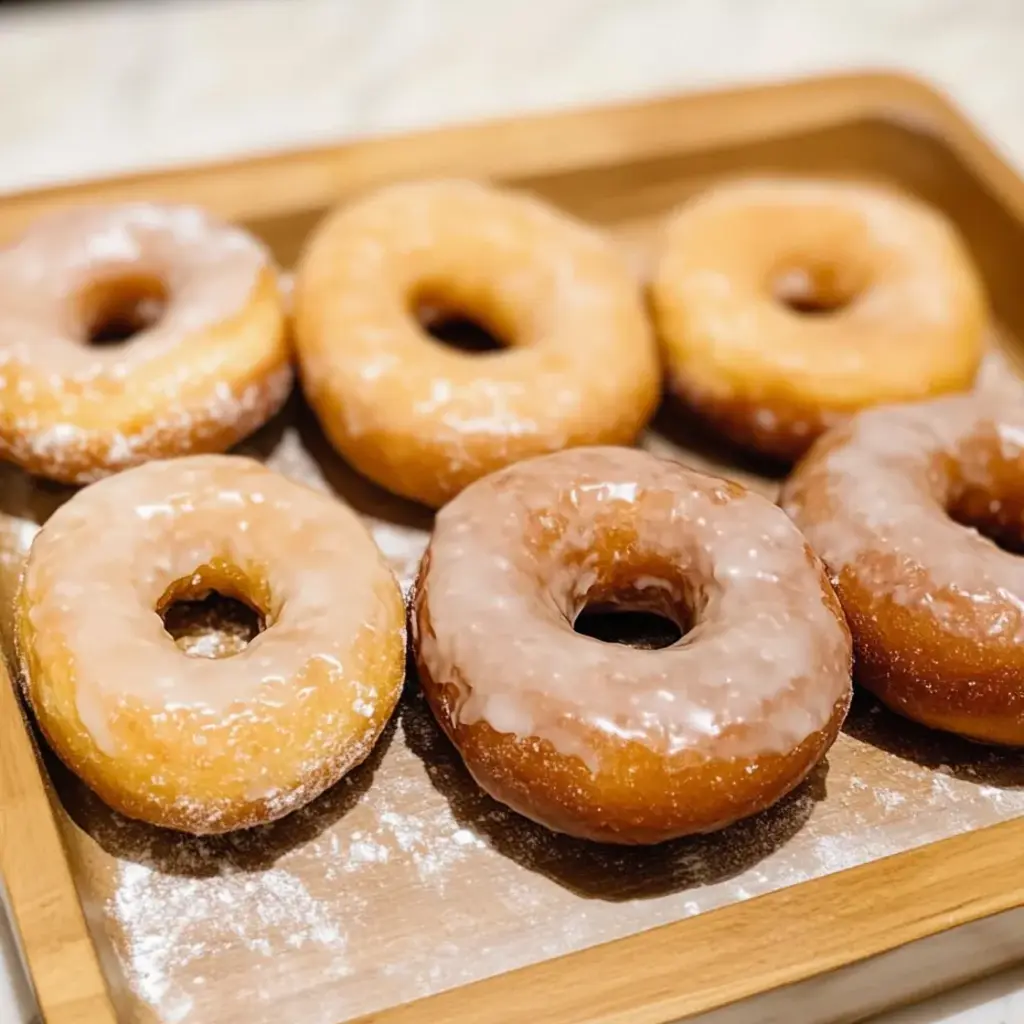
[293,180,659,508]
[412,447,853,844]
[823,573,1024,745]
[15,457,406,833]
[0,270,291,484]
[651,179,986,461]
[783,395,1024,745]
[415,591,848,844]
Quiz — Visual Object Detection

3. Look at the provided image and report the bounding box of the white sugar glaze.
[416,447,851,771]
[294,179,659,506]
[23,455,394,745]
[783,393,1024,637]
[0,204,290,481]
[0,204,268,376]
[18,455,406,831]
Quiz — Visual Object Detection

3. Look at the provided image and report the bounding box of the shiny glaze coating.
[17,455,405,833]
[651,179,986,460]
[414,447,852,843]
[0,204,290,482]
[783,394,1024,743]
[294,180,659,507]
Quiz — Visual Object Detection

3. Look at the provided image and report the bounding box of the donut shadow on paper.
[228,388,293,463]
[842,688,1024,791]
[292,394,433,531]
[643,393,790,495]
[0,461,77,527]
[400,685,826,902]
[49,713,397,878]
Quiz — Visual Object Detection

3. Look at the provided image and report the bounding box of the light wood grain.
[351,818,1024,1024]
[0,664,117,1023]
[3,71,1024,1024]
[0,71,993,242]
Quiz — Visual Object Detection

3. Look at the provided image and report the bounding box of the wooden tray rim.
[2,70,1024,1024]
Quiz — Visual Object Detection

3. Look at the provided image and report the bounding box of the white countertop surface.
[2,2,1024,1022]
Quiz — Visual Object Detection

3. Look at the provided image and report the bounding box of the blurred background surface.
[3,0,1024,193]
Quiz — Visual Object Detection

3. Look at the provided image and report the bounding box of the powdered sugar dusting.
[86,682,1024,1024]
[2,362,294,484]
[0,203,290,482]
[112,859,350,1023]
[5,349,1022,1022]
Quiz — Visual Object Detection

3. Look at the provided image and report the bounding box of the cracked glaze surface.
[417,446,852,771]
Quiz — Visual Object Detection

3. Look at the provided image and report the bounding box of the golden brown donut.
[0,204,291,483]
[413,447,852,844]
[17,455,405,833]
[293,180,659,507]
[651,179,986,460]
[782,394,1024,744]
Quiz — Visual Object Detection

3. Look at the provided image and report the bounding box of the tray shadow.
[50,712,397,878]
[0,386,432,550]
[236,387,433,533]
[0,462,75,528]
[0,385,294,534]
[645,393,791,492]
[842,688,1024,790]
[400,685,826,902]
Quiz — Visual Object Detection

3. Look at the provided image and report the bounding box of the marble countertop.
[2,2,1024,1023]
[4,0,1024,193]
[886,970,1023,1024]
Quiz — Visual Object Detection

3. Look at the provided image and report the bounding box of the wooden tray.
[4,71,1024,1024]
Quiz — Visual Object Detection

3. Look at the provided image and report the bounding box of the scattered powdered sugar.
[112,859,350,1023]
[874,787,908,812]
[930,768,960,801]
[8,337,1021,1024]
[804,830,897,874]
[374,805,487,887]
[344,834,391,868]
[97,706,498,1020]
[368,521,428,594]
[49,632,1024,1024]
[300,738,489,894]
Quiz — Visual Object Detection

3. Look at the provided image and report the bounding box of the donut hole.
[566,560,698,651]
[78,274,168,346]
[946,488,1024,556]
[413,293,509,354]
[772,262,865,316]
[573,604,684,650]
[160,591,265,659]
[157,569,268,659]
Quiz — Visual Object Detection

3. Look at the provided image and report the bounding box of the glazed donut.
[0,204,291,483]
[413,447,852,843]
[294,180,659,507]
[17,455,405,833]
[651,179,986,460]
[783,394,1024,745]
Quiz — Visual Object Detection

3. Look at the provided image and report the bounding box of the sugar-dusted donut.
[413,447,852,843]
[651,179,986,460]
[17,455,405,833]
[783,393,1024,744]
[293,180,659,507]
[0,204,291,483]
